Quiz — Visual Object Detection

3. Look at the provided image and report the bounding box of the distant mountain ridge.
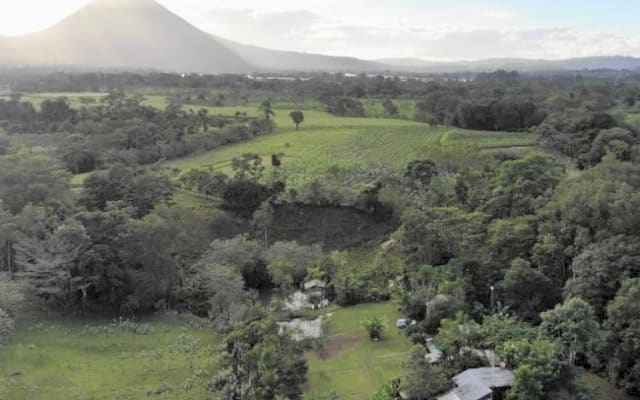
[0,0,639,74]
[376,56,640,73]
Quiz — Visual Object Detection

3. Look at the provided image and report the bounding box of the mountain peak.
[90,0,158,7]
[0,0,251,73]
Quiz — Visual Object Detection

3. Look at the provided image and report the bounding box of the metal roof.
[453,367,515,389]
[437,368,514,400]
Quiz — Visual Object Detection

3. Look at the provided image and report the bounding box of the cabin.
[437,367,515,400]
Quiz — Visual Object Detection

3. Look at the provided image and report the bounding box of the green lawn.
[0,303,408,400]
[0,318,219,400]
[307,301,411,400]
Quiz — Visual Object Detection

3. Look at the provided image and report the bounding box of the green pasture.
[166,106,537,189]
[0,318,219,400]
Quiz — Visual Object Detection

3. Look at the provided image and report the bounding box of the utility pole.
[6,239,13,280]
[490,285,495,313]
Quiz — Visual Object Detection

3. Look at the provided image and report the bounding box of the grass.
[0,302,408,400]
[307,301,411,400]
[0,318,219,400]
[166,106,538,190]
[580,371,634,400]
[13,94,537,189]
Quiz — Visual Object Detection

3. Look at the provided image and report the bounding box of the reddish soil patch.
[312,333,360,359]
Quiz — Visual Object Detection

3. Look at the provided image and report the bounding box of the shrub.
[362,315,388,341]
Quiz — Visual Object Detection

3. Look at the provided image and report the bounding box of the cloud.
[194,5,640,60]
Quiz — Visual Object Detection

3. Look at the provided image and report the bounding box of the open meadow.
[0,303,410,400]
[165,104,538,189]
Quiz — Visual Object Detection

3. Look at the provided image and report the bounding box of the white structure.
[277,314,332,341]
[284,280,329,311]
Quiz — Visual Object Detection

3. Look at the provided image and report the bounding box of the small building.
[437,367,515,400]
[425,338,443,364]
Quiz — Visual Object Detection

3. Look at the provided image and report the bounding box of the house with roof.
[437,367,515,400]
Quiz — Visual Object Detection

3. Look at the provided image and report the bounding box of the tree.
[399,207,485,266]
[485,153,563,218]
[534,159,640,285]
[500,339,568,400]
[499,258,559,323]
[16,220,91,308]
[58,134,99,174]
[0,152,71,213]
[289,111,304,129]
[325,97,365,117]
[479,315,537,349]
[252,201,275,250]
[211,317,308,400]
[540,298,598,365]
[267,241,325,295]
[195,261,250,332]
[80,165,174,218]
[604,278,640,394]
[564,236,640,320]
[260,99,275,121]
[39,97,73,123]
[361,315,388,340]
[179,169,228,197]
[198,108,209,131]
[488,216,537,263]
[402,345,450,400]
[437,312,480,355]
[404,159,438,187]
[382,99,399,117]
[204,236,268,289]
[231,153,265,182]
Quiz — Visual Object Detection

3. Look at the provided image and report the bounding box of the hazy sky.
[1,0,640,60]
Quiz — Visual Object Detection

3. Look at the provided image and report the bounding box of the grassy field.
[165,105,538,189]
[307,302,411,400]
[0,318,219,400]
[0,302,408,400]
[12,93,537,189]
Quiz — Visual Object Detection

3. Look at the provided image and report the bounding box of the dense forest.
[1,69,640,400]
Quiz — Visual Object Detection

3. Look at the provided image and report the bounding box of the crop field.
[166,105,538,189]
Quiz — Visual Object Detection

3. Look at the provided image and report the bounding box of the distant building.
[437,367,515,400]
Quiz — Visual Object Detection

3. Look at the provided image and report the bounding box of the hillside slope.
[0,0,251,73]
[216,36,385,73]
